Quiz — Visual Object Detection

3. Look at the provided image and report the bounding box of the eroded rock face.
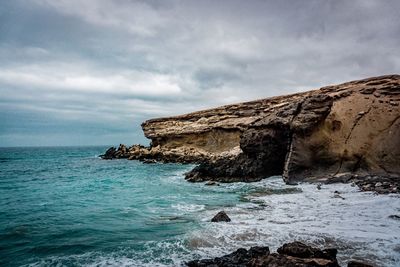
[103,75,400,185]
[185,75,400,184]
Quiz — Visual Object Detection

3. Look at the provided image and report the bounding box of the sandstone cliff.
[103,75,400,186]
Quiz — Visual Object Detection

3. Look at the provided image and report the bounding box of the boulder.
[211,211,231,222]
[187,242,340,267]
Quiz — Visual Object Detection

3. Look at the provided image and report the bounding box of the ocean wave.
[184,178,400,267]
[25,239,193,267]
[172,203,206,212]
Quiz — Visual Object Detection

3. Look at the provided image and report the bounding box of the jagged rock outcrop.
[186,241,340,267]
[102,75,400,186]
[211,211,231,222]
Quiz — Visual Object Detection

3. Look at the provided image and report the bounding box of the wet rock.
[347,260,374,267]
[250,252,338,267]
[100,147,116,159]
[142,159,157,164]
[100,144,134,159]
[388,214,400,220]
[205,181,218,186]
[187,242,340,267]
[187,246,269,267]
[326,173,355,184]
[353,174,400,194]
[333,191,345,200]
[277,241,337,261]
[211,211,231,222]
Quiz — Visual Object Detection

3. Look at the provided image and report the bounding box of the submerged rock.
[187,241,340,267]
[211,211,231,222]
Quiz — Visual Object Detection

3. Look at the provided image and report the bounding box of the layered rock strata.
[102,75,400,186]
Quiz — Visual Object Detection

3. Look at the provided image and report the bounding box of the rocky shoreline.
[101,75,400,194]
[101,75,399,266]
[102,75,399,185]
[186,241,373,267]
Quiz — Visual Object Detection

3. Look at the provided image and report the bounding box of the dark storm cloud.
[0,0,399,146]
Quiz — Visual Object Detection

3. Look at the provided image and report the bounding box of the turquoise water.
[1,147,399,266]
[0,146,242,266]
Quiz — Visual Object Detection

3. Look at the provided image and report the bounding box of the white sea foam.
[26,239,193,267]
[24,176,400,267]
[188,177,400,266]
[172,203,206,212]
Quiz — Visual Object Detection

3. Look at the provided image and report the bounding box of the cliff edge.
[103,75,400,186]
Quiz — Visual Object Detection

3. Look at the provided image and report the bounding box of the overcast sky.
[0,0,399,147]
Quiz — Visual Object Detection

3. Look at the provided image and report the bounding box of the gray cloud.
[0,0,399,146]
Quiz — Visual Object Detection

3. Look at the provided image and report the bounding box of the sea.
[0,146,399,266]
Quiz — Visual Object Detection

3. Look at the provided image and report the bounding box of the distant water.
[0,146,399,266]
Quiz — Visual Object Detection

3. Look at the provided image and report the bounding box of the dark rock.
[333,191,345,200]
[388,214,400,220]
[142,159,157,164]
[277,241,337,261]
[187,242,340,267]
[347,260,374,267]
[353,174,400,194]
[186,246,269,267]
[100,144,135,159]
[211,211,231,222]
[326,173,355,184]
[205,181,218,186]
[250,253,339,267]
[100,147,116,159]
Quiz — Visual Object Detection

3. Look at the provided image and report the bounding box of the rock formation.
[186,241,341,267]
[102,75,400,187]
[211,211,231,222]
